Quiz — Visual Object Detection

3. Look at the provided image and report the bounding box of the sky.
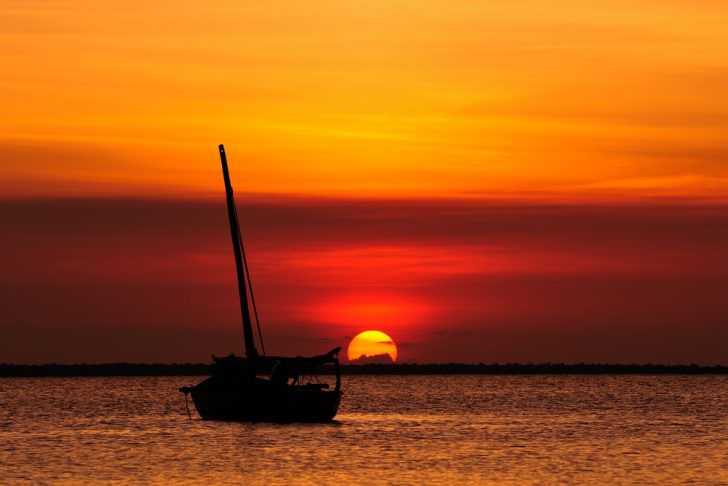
[2,1,728,363]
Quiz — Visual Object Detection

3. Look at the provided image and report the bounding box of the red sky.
[2,1,728,363]
[2,197,727,363]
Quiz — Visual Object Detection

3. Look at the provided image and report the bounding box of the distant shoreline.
[1,363,727,377]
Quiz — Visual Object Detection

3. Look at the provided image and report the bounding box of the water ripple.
[1,375,727,484]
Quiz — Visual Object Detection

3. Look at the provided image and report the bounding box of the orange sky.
[3,0,728,199]
[2,2,728,364]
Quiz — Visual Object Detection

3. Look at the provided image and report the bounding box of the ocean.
[1,375,726,484]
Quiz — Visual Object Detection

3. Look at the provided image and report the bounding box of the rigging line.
[233,202,266,356]
[243,246,266,356]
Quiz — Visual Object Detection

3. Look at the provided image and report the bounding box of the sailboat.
[179,144,342,422]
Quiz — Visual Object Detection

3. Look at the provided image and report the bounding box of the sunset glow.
[3,2,728,483]
[2,1,728,365]
[3,1,728,200]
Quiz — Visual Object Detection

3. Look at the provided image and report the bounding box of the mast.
[219,144,258,361]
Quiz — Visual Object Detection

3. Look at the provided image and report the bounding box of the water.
[1,375,726,484]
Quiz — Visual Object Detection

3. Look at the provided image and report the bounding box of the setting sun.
[347,330,398,363]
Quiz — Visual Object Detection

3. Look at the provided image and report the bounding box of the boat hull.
[188,377,341,422]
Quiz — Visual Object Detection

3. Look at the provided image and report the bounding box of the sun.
[347,330,398,363]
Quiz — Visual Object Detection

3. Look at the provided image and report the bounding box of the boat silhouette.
[179,145,342,422]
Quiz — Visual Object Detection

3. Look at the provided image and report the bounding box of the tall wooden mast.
[219,144,258,361]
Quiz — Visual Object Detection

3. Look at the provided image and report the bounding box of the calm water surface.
[1,375,726,484]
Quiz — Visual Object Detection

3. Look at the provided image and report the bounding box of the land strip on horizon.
[1,363,727,377]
